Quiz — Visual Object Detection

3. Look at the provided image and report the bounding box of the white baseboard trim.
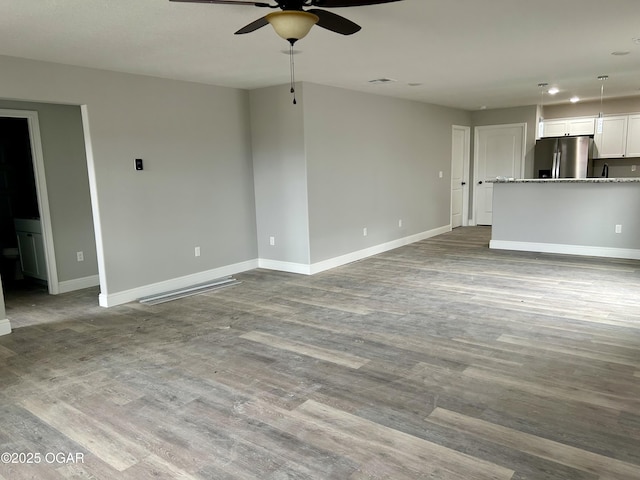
[99,259,259,307]
[310,225,452,274]
[58,275,100,294]
[489,240,640,260]
[98,226,453,307]
[0,318,12,336]
[258,259,311,275]
[259,225,452,276]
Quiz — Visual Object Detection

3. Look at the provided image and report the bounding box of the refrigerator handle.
[555,151,561,178]
[551,152,558,179]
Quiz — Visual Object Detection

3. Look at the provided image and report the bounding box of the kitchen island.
[488,178,640,260]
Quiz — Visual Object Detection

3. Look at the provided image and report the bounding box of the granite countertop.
[487,177,640,183]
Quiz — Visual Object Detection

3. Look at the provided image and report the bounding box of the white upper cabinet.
[568,117,596,136]
[594,116,628,158]
[542,117,595,137]
[542,120,568,137]
[594,114,640,158]
[626,114,640,157]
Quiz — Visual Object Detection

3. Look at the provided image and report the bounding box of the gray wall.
[250,81,471,268]
[303,83,470,263]
[544,97,640,119]
[492,182,640,249]
[0,100,98,282]
[593,158,640,178]
[0,55,257,299]
[250,84,310,265]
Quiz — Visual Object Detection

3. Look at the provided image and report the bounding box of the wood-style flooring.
[1,226,639,479]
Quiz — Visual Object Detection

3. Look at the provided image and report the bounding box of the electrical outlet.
[76,251,84,262]
[363,227,368,237]
[615,224,622,234]
[194,246,201,257]
[439,171,443,178]
[632,165,637,172]
[269,236,275,246]
[398,219,403,228]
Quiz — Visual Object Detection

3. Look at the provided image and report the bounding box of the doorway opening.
[0,115,51,299]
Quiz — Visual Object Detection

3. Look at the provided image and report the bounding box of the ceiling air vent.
[368,78,397,84]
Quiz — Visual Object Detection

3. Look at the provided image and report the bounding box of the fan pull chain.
[289,42,297,105]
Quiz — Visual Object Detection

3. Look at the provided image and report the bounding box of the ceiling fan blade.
[310,0,404,7]
[307,9,361,35]
[235,16,269,34]
[169,0,271,6]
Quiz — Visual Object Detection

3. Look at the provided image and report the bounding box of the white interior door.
[451,125,470,228]
[474,123,526,225]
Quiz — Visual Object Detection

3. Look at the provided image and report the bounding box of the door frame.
[0,109,59,294]
[472,123,527,225]
[451,125,471,228]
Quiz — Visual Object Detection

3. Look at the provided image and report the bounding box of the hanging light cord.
[596,75,608,133]
[537,82,547,136]
[289,42,297,105]
[537,82,547,119]
[598,75,608,114]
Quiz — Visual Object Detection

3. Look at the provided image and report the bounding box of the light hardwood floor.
[1,226,639,479]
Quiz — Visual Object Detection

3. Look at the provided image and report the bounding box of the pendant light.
[538,82,548,138]
[596,75,608,134]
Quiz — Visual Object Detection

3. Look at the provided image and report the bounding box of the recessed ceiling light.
[548,87,559,95]
[611,50,630,56]
[570,96,580,103]
[368,78,397,84]
[407,83,422,87]
[479,106,487,110]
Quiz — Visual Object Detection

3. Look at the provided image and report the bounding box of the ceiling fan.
[169,0,404,44]
[170,0,404,104]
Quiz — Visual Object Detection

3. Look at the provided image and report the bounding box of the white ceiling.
[2,0,640,110]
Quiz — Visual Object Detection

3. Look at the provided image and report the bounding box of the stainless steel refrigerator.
[533,136,594,178]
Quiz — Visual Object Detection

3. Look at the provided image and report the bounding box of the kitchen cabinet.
[594,114,640,158]
[594,116,627,158]
[626,114,640,157]
[14,218,48,281]
[542,117,595,137]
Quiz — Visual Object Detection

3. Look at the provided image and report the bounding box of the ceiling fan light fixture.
[266,11,319,44]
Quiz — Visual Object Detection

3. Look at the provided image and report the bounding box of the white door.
[451,126,470,228]
[474,123,526,225]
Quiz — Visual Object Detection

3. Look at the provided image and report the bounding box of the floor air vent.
[138,276,241,305]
